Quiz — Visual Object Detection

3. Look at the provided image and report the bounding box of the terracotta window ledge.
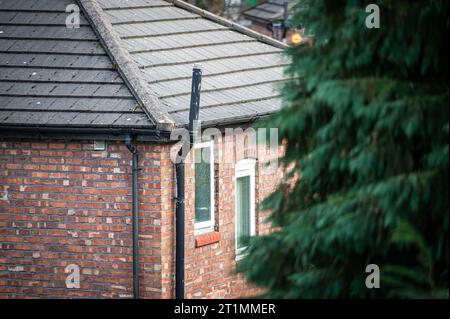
[195,231,221,248]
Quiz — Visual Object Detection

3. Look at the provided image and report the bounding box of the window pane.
[236,175,251,249]
[195,146,211,223]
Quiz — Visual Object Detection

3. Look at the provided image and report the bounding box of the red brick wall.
[1,134,284,299]
[0,139,174,298]
[169,131,285,299]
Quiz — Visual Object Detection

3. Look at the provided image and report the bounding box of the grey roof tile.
[114,18,227,38]
[0,25,98,40]
[170,97,282,125]
[0,53,115,69]
[112,113,151,126]
[97,0,287,126]
[0,39,105,55]
[1,0,288,129]
[0,11,89,26]
[104,7,197,25]
[149,66,286,98]
[98,0,169,10]
[133,42,281,68]
[0,0,71,11]
[0,68,123,83]
[0,0,153,128]
[122,30,254,53]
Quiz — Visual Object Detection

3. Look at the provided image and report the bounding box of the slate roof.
[0,0,154,128]
[0,0,288,130]
[243,0,296,24]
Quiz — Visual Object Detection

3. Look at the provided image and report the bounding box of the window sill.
[235,253,246,261]
[235,248,248,261]
[194,225,214,236]
[195,231,221,248]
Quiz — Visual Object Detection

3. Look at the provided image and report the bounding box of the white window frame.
[235,158,256,259]
[194,140,215,235]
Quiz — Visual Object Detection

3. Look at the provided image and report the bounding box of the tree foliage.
[239,0,449,298]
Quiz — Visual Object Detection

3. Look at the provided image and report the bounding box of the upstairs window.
[235,159,256,257]
[194,141,214,234]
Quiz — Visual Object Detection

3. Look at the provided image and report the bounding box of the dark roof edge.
[77,0,176,131]
[0,115,272,141]
[176,112,273,129]
[0,125,172,142]
[168,0,289,50]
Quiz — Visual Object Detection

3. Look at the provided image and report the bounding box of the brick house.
[0,0,288,298]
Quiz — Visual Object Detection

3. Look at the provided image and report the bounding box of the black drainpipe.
[175,64,202,299]
[175,156,185,300]
[125,135,139,299]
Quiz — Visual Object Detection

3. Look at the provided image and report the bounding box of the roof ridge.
[77,0,175,131]
[166,0,289,50]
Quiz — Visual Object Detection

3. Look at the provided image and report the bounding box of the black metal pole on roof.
[189,64,202,148]
[175,64,202,300]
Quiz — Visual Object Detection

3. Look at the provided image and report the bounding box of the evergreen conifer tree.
[239,0,449,298]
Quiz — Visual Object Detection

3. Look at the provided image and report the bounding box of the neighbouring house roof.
[0,0,288,131]
[243,0,296,25]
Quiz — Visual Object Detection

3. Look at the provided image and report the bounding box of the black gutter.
[0,112,274,141]
[125,135,140,299]
[0,126,174,144]
[175,64,202,299]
